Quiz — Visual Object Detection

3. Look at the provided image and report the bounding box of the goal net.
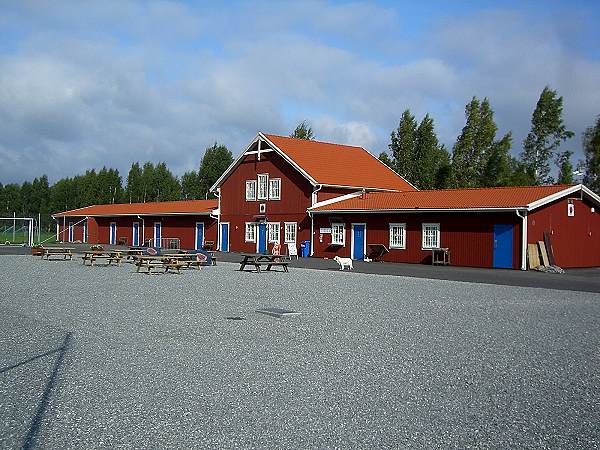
[0,217,34,246]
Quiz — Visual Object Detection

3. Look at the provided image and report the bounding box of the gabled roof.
[211,132,416,192]
[309,184,599,212]
[53,199,218,217]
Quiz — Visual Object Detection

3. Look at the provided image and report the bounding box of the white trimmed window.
[331,223,345,245]
[245,223,256,242]
[245,180,256,201]
[269,178,281,200]
[284,222,297,244]
[422,223,440,249]
[389,223,406,249]
[257,174,268,200]
[267,222,280,243]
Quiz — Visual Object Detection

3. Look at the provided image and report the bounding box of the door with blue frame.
[195,223,204,250]
[154,222,161,247]
[493,224,513,269]
[220,223,229,251]
[352,224,365,260]
[258,223,267,254]
[110,222,116,245]
[132,222,139,246]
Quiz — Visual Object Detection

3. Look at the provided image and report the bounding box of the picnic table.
[125,248,146,260]
[239,253,289,273]
[133,255,188,274]
[82,250,123,266]
[41,247,74,260]
[160,253,207,269]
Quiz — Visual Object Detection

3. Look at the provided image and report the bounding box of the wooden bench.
[239,253,289,273]
[134,256,186,274]
[82,251,123,266]
[41,247,74,260]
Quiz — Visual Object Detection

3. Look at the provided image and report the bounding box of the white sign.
[320,227,332,234]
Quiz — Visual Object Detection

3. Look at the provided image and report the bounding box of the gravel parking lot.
[1,255,599,449]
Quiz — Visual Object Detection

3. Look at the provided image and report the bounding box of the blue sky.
[1,0,599,183]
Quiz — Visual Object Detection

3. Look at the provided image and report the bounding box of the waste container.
[300,240,310,257]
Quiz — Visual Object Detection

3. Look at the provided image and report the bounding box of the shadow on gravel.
[20,332,73,450]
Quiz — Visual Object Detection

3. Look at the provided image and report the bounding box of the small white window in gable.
[257,174,268,200]
[389,223,406,249]
[267,222,280,243]
[284,222,297,244]
[269,178,281,200]
[245,223,256,242]
[331,223,345,245]
[245,180,256,201]
[422,223,440,249]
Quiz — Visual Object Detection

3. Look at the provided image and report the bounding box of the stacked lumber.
[527,233,564,273]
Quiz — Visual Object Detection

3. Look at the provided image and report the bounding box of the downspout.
[215,188,221,251]
[137,215,145,246]
[309,185,323,257]
[516,209,528,271]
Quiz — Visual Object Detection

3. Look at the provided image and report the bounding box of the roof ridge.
[263,132,365,150]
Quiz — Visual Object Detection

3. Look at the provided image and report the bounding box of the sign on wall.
[320,227,332,234]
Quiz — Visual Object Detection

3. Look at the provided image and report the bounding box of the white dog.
[333,255,353,271]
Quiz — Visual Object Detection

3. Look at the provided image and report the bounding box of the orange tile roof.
[310,185,574,212]
[263,133,416,191]
[54,199,218,217]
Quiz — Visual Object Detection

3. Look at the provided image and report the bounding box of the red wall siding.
[62,216,217,249]
[317,187,356,202]
[529,195,600,267]
[312,212,522,269]
[220,151,314,253]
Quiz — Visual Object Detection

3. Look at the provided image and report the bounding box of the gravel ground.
[1,255,599,449]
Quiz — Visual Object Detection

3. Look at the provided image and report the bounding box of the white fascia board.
[308,191,364,211]
[582,185,600,205]
[259,132,318,186]
[310,207,520,214]
[526,184,584,211]
[209,133,263,192]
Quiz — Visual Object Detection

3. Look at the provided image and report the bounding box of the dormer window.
[257,174,268,200]
[245,180,257,201]
[269,178,281,200]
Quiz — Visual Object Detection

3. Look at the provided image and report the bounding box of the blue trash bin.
[300,240,310,257]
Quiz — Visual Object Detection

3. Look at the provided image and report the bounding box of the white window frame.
[267,222,280,244]
[389,223,406,249]
[422,223,440,249]
[257,174,269,200]
[245,180,257,201]
[331,223,345,246]
[284,222,297,244]
[269,178,281,200]
[245,222,256,243]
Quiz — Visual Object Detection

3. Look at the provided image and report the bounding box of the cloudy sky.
[1,0,599,184]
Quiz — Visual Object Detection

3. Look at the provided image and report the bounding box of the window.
[422,223,440,249]
[245,223,256,242]
[267,222,280,243]
[269,178,281,200]
[257,174,268,200]
[245,180,256,201]
[389,223,406,249]
[331,223,345,245]
[284,222,297,244]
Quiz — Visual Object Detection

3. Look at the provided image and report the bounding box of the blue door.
[110,222,116,245]
[258,223,267,254]
[68,223,74,242]
[154,222,161,247]
[220,223,229,251]
[196,223,204,250]
[352,224,365,260]
[493,224,513,269]
[132,222,139,246]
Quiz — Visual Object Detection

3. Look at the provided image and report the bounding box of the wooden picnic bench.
[239,253,289,273]
[133,255,187,274]
[41,247,74,260]
[82,250,123,266]
[125,248,145,260]
[160,253,206,270]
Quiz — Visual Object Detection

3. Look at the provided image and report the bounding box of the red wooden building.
[53,132,600,269]
[54,200,218,250]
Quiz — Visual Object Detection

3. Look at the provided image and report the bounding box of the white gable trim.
[308,191,364,211]
[209,133,318,193]
[527,184,600,211]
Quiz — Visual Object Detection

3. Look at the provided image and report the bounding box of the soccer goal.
[0,217,35,246]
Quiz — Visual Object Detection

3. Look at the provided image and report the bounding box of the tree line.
[378,86,600,192]
[0,143,233,228]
